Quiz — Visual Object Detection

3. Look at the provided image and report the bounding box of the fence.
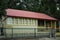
[0,28,58,38]
[55,28,60,37]
[5,28,36,38]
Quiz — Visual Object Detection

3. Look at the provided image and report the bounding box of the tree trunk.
[0,21,4,36]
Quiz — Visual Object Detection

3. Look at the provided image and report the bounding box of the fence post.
[50,28,56,38]
[34,28,36,38]
[12,28,13,39]
[50,28,52,38]
[5,28,7,38]
[54,29,56,38]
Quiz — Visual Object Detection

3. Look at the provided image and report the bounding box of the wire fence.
[5,28,51,38]
[0,28,60,38]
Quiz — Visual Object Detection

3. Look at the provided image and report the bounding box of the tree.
[0,0,8,35]
[8,0,60,20]
[0,0,9,21]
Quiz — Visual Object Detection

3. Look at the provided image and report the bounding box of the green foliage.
[0,0,8,20]
[8,0,60,20]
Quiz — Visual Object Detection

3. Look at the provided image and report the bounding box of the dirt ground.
[15,38,60,40]
[0,37,60,40]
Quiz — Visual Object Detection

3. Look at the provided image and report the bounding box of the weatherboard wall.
[6,17,37,36]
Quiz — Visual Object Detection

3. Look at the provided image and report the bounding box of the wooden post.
[50,21,52,38]
[44,20,46,27]
[12,28,13,39]
[55,21,56,30]
[44,20,46,32]
[55,21,56,37]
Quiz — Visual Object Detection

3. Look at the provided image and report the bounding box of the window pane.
[24,18,26,24]
[26,19,28,25]
[12,18,14,24]
[21,18,24,24]
[30,19,32,25]
[27,19,29,25]
[19,18,21,24]
[14,18,18,24]
[32,19,35,25]
[7,17,12,24]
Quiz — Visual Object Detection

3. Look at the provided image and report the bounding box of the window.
[7,17,12,24]
[31,19,33,25]
[25,19,28,24]
[24,18,27,24]
[27,19,30,25]
[38,20,44,26]
[7,17,36,25]
[29,19,31,25]
[19,18,22,24]
[21,18,23,24]
[32,19,35,25]
[19,18,27,25]
[12,18,14,24]
[13,18,18,24]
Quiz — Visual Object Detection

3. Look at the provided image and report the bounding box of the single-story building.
[1,9,57,37]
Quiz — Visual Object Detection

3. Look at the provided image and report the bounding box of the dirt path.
[0,38,60,40]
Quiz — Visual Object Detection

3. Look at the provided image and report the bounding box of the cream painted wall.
[6,17,37,36]
[13,25,37,28]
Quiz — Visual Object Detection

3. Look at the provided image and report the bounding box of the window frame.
[7,17,13,24]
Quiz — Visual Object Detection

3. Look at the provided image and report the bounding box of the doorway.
[56,21,60,32]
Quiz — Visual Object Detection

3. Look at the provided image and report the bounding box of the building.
[2,9,57,38]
